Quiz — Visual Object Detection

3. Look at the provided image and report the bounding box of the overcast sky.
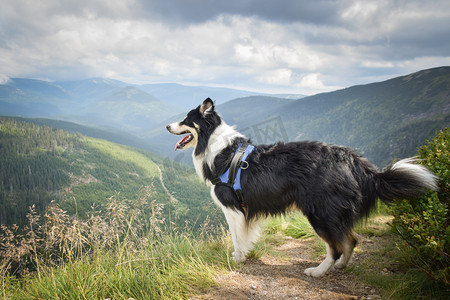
[1,0,450,95]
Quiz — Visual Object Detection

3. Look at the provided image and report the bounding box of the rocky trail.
[193,234,386,300]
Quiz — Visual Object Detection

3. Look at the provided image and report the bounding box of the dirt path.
[155,164,178,203]
[193,235,382,300]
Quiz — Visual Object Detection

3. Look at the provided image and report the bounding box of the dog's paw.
[334,258,345,269]
[304,267,326,277]
[232,251,246,263]
[334,257,352,269]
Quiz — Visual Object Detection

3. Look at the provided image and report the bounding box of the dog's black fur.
[167,98,438,276]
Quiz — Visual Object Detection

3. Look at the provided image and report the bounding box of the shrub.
[390,128,449,286]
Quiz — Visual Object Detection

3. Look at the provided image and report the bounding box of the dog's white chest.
[192,152,206,182]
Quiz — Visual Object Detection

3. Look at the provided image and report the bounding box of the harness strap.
[227,142,248,187]
[211,142,254,212]
[210,177,222,185]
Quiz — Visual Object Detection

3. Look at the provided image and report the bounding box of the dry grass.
[0,185,233,299]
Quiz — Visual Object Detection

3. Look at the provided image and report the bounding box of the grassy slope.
[0,118,218,229]
[64,136,166,217]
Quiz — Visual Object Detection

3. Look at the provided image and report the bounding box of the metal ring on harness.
[240,160,249,170]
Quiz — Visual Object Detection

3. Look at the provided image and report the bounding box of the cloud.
[135,0,342,25]
[0,74,10,84]
[1,0,449,94]
[297,73,325,90]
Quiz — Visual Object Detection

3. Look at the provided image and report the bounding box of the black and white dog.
[166,98,437,277]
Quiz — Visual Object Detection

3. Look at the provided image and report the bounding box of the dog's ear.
[200,98,214,117]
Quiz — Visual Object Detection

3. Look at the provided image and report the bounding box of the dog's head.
[166,98,222,154]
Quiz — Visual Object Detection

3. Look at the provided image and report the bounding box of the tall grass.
[0,186,233,299]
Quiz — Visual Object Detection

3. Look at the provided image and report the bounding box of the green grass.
[265,212,316,239]
[266,212,325,257]
[350,211,449,300]
[0,190,235,300]
[3,233,233,299]
[347,231,449,300]
[84,137,160,178]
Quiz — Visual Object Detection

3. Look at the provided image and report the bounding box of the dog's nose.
[166,125,171,131]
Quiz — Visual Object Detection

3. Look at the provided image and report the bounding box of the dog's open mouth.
[174,131,194,151]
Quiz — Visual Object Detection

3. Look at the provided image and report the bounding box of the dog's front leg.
[222,207,247,262]
[210,189,251,262]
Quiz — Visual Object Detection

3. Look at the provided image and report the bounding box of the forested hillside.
[277,67,450,166]
[146,67,450,167]
[207,67,450,167]
[0,118,218,227]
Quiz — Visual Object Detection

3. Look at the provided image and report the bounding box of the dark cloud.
[136,0,342,25]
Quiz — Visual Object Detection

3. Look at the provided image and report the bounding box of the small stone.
[250,285,257,290]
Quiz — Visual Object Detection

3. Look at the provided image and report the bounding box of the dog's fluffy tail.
[375,157,438,202]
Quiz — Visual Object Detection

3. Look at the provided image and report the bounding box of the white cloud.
[0,1,449,94]
[341,1,383,22]
[361,61,394,69]
[298,73,324,89]
[258,68,292,85]
[0,74,10,84]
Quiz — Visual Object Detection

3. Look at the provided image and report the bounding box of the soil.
[192,234,384,300]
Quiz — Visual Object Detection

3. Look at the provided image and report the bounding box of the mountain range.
[1,67,449,167]
[148,67,450,166]
[0,78,303,135]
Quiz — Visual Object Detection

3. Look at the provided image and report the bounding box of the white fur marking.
[210,189,261,262]
[334,236,354,269]
[392,157,438,191]
[204,121,244,169]
[304,244,335,277]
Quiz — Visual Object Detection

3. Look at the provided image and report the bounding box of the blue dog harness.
[211,143,255,210]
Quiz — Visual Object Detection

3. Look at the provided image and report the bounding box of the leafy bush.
[390,128,449,286]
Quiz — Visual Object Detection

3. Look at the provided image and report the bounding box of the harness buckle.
[240,160,249,170]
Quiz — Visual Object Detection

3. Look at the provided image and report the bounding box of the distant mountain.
[137,83,304,111]
[0,79,70,116]
[218,96,295,128]
[274,66,450,166]
[77,86,180,134]
[0,77,303,136]
[55,78,128,102]
[148,67,450,167]
[1,68,448,167]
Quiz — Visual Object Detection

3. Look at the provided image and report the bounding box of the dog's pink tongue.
[174,135,191,151]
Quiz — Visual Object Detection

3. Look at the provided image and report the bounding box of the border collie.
[166,98,438,277]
